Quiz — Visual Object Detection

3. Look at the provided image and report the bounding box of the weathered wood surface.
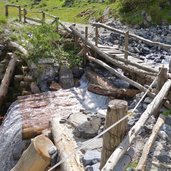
[136,114,166,171]
[101,79,171,171]
[92,22,171,50]
[87,55,171,109]
[51,117,84,171]
[88,84,140,98]
[0,54,16,107]
[100,100,128,169]
[11,134,55,171]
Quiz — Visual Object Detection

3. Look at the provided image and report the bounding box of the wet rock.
[113,79,129,88]
[73,117,102,139]
[59,65,74,89]
[157,154,171,163]
[30,82,40,94]
[144,97,153,104]
[85,163,100,171]
[72,66,84,79]
[83,150,101,166]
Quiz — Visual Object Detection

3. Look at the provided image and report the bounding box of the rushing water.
[0,76,109,171]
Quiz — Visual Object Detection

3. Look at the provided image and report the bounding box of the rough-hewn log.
[85,69,116,90]
[101,79,171,171]
[8,41,28,56]
[0,54,16,107]
[100,100,128,169]
[88,84,139,98]
[92,23,171,50]
[51,117,84,171]
[152,161,171,169]
[11,134,55,171]
[87,55,171,109]
[69,25,157,75]
[136,114,166,171]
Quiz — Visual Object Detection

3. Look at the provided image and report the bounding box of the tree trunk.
[0,54,16,107]
[51,117,84,171]
[101,79,171,171]
[11,134,55,171]
[88,84,140,98]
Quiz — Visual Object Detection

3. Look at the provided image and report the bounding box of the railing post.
[95,25,98,47]
[18,6,22,22]
[124,31,129,63]
[156,66,168,93]
[42,11,45,24]
[100,99,128,169]
[23,8,27,23]
[5,5,8,17]
[56,17,59,33]
[83,26,88,66]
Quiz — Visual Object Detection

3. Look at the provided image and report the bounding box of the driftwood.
[51,117,84,171]
[8,41,28,56]
[69,25,157,76]
[0,54,16,107]
[88,84,140,98]
[152,161,171,169]
[92,23,171,50]
[87,55,171,109]
[101,79,171,171]
[11,134,55,171]
[136,114,166,171]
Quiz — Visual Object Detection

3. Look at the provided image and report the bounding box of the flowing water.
[0,76,109,171]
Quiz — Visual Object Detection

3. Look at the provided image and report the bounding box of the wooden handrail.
[92,22,171,50]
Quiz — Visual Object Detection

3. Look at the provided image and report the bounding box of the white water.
[0,76,109,171]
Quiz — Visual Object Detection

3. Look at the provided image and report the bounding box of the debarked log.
[88,84,140,98]
[101,79,171,171]
[11,134,56,171]
[0,53,16,107]
[50,117,84,171]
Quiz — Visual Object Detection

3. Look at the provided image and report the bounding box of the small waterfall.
[0,102,28,171]
[0,75,109,171]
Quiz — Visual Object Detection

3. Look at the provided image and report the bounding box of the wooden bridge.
[3,4,171,171]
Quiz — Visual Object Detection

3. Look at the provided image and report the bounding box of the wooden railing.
[4,4,69,32]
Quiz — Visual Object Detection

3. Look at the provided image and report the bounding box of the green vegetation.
[9,24,82,67]
[127,161,138,169]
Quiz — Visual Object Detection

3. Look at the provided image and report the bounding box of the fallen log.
[87,55,171,109]
[8,41,28,56]
[152,161,171,169]
[0,53,16,107]
[88,84,140,98]
[85,69,116,89]
[101,79,171,171]
[11,134,56,171]
[69,25,157,76]
[51,117,84,171]
[136,114,166,171]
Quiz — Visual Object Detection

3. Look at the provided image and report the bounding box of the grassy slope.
[0,0,171,25]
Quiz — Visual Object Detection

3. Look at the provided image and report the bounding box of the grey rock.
[83,150,101,166]
[158,130,168,140]
[73,117,102,139]
[113,79,129,88]
[144,97,153,104]
[157,154,171,163]
[59,65,74,89]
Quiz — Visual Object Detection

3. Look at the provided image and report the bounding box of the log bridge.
[4,5,171,171]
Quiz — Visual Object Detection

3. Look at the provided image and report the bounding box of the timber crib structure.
[4,4,171,171]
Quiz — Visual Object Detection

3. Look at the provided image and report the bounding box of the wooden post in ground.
[55,17,59,33]
[5,5,8,17]
[18,6,22,22]
[95,25,98,47]
[156,66,168,93]
[42,11,45,24]
[23,8,27,23]
[100,99,128,169]
[83,26,88,66]
[124,31,129,63]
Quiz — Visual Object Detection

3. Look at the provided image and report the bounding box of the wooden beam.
[11,134,55,171]
[0,53,16,107]
[136,114,166,171]
[101,79,171,171]
[51,117,84,171]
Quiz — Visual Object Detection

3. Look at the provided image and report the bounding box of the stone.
[49,81,61,91]
[158,130,168,140]
[72,66,84,79]
[83,150,101,166]
[59,65,74,89]
[146,15,152,22]
[157,154,171,163]
[165,34,171,44]
[73,117,102,139]
[144,97,153,104]
[38,58,55,64]
[169,25,171,30]
[113,79,129,88]
[30,82,40,94]
[68,112,88,128]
